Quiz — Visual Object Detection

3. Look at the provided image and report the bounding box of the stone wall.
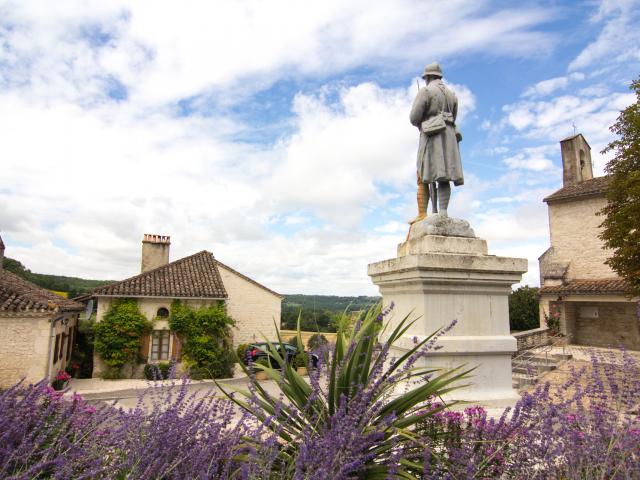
[547,196,614,280]
[217,264,281,346]
[567,301,640,350]
[0,312,78,388]
[279,330,337,348]
[512,328,550,353]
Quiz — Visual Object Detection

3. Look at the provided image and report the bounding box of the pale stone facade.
[538,134,639,350]
[545,195,613,280]
[217,262,280,346]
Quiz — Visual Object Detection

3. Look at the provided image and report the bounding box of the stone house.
[90,234,281,377]
[0,235,84,388]
[538,134,639,350]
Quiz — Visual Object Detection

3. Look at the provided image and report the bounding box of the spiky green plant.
[219,303,471,478]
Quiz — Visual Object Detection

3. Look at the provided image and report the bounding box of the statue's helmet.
[421,62,443,79]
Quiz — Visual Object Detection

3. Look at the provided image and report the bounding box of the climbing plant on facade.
[94,298,153,378]
[169,300,236,379]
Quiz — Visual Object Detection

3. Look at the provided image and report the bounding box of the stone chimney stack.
[141,234,170,273]
[560,133,593,187]
[0,234,5,270]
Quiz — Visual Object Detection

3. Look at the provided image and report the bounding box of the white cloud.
[503,144,559,172]
[0,0,556,107]
[522,72,585,98]
[569,0,640,71]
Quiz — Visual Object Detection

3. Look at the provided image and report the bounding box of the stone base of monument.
[368,214,527,408]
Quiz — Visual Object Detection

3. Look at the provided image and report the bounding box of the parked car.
[244,342,318,369]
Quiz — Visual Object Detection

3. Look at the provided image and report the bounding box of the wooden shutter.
[53,334,60,362]
[139,334,150,362]
[66,327,74,361]
[171,333,182,361]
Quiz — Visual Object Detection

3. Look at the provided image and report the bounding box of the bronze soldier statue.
[409,62,463,219]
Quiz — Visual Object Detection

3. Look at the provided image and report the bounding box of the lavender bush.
[1,303,639,479]
[221,303,470,478]
[0,380,268,479]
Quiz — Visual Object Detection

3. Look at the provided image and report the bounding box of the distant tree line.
[281,295,380,332]
[3,257,112,298]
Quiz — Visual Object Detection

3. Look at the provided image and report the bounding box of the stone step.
[512,361,557,372]
[512,372,538,388]
[551,353,573,361]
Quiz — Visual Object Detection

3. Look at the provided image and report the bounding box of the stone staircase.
[511,330,573,389]
[512,352,572,388]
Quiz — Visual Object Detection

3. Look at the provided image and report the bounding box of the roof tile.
[544,176,609,203]
[92,251,228,298]
[539,278,628,296]
[0,270,84,313]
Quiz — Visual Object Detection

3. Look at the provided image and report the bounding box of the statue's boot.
[438,181,451,217]
[410,181,428,223]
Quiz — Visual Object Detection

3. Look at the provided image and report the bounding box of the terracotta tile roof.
[92,251,228,299]
[0,270,84,313]
[214,259,283,299]
[544,176,610,203]
[539,278,628,296]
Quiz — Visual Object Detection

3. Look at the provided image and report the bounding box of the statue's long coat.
[409,79,464,186]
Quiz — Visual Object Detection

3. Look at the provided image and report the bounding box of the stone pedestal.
[368,216,527,407]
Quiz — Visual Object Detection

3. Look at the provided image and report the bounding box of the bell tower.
[560,133,593,186]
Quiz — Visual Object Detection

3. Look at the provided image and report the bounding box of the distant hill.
[281,294,380,332]
[2,257,113,299]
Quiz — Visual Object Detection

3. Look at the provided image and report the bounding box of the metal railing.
[512,330,567,386]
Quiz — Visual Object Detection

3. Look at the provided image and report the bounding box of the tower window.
[157,307,169,318]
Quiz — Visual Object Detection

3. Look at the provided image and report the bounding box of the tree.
[599,76,640,297]
[509,286,540,331]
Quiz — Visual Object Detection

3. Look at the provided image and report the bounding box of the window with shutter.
[151,331,171,361]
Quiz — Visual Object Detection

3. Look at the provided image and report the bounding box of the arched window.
[157,307,169,318]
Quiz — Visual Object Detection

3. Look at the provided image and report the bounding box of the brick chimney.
[141,234,170,273]
[0,234,4,270]
[560,133,593,187]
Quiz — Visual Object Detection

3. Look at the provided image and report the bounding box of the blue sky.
[0,0,638,294]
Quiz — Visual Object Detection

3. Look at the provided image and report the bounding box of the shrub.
[144,362,172,380]
[169,300,235,379]
[235,343,249,363]
[71,317,94,378]
[94,298,152,376]
[509,286,540,331]
[307,333,328,351]
[0,380,261,478]
[286,335,303,351]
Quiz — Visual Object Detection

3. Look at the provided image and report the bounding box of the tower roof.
[560,133,591,150]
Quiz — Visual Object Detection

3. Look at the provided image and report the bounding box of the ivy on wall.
[94,298,153,378]
[169,300,235,379]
